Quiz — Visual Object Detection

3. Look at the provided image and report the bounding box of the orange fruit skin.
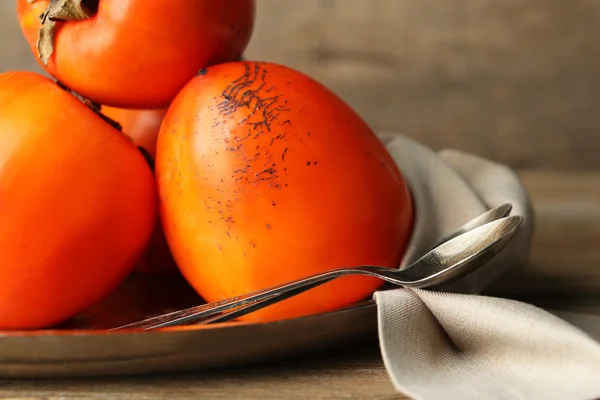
[156,62,414,323]
[17,0,256,108]
[102,106,179,275]
[0,71,157,329]
[102,107,167,158]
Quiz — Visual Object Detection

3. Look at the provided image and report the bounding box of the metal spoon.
[197,213,522,325]
[434,203,512,246]
[113,213,522,331]
[198,204,516,325]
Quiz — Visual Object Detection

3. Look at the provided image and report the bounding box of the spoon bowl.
[434,203,513,246]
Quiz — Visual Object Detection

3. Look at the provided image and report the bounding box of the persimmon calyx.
[37,0,98,66]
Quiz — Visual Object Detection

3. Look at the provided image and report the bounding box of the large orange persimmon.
[0,71,157,330]
[17,0,256,108]
[102,106,178,275]
[156,61,414,323]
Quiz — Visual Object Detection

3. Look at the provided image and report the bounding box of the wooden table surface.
[0,169,598,400]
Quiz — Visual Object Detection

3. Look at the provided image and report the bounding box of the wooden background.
[2,0,599,169]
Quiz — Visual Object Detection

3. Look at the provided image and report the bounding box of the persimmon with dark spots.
[156,61,414,323]
[0,71,157,329]
[102,106,179,275]
[17,0,256,108]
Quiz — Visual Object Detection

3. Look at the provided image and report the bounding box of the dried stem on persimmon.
[54,80,154,171]
[37,0,99,65]
[55,80,122,132]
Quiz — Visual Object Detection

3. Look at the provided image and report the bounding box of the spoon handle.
[111,269,350,330]
[194,277,338,325]
[116,267,390,330]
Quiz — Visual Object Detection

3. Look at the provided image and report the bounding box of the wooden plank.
[490,170,600,296]
[0,342,406,400]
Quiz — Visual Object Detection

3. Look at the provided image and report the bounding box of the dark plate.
[0,272,377,378]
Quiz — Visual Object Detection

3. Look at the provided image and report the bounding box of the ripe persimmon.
[102,107,167,158]
[156,61,414,323]
[0,71,157,329]
[17,0,256,108]
[102,106,178,275]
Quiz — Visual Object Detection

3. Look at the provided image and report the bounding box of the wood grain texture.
[0,342,406,400]
[490,171,600,296]
[1,1,599,168]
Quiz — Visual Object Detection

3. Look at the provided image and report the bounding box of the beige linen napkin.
[374,133,600,400]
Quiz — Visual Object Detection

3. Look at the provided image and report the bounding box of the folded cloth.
[374,133,600,400]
